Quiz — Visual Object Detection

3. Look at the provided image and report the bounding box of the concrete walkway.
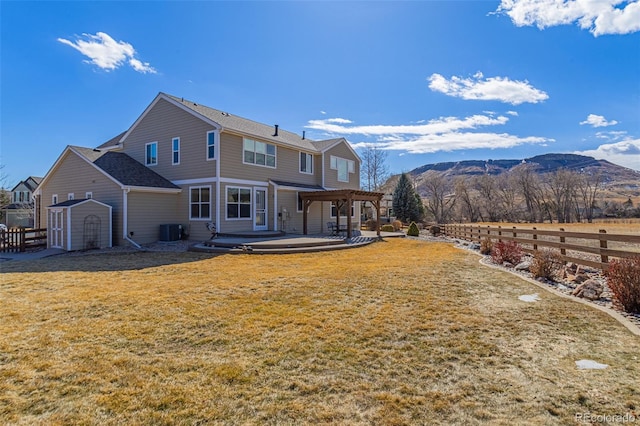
[0,248,66,262]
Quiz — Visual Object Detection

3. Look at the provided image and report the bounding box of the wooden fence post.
[599,229,608,265]
[19,227,26,252]
[497,226,502,242]
[512,227,517,240]
[532,227,538,252]
[559,228,566,257]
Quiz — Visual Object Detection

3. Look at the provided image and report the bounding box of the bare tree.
[545,169,579,223]
[360,147,389,191]
[0,165,10,224]
[454,177,480,222]
[511,163,545,222]
[576,170,603,223]
[475,174,502,222]
[419,171,456,224]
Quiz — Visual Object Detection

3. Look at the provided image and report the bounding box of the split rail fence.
[0,227,47,253]
[442,224,640,271]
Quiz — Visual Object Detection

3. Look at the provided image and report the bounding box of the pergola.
[299,189,385,239]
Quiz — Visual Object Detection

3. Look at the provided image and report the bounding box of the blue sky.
[2,1,639,188]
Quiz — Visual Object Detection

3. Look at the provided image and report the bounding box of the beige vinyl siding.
[68,202,111,251]
[219,133,321,185]
[122,98,217,181]
[277,190,323,234]
[323,142,361,189]
[176,183,217,242]
[126,191,181,245]
[39,151,123,246]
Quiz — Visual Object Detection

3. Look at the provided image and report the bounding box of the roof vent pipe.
[274,124,279,136]
[302,131,306,140]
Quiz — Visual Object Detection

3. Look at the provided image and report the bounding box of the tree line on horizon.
[359,149,639,224]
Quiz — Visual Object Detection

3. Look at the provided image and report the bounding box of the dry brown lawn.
[1,239,639,425]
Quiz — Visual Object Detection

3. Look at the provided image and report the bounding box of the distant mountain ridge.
[402,153,640,202]
[410,153,612,177]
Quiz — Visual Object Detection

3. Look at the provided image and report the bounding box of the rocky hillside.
[409,154,639,200]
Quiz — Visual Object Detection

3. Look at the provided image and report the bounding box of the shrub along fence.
[442,224,640,271]
[0,227,47,253]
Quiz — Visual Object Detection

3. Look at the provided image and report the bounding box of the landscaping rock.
[572,279,603,300]
[515,260,532,271]
[469,243,480,250]
[572,273,590,284]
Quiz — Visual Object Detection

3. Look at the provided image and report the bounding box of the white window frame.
[146,141,158,166]
[297,192,304,212]
[299,152,313,174]
[331,201,355,218]
[85,192,93,199]
[242,138,276,168]
[67,193,75,201]
[172,137,180,165]
[226,186,252,220]
[52,194,58,205]
[189,185,212,221]
[206,131,217,161]
[329,155,355,182]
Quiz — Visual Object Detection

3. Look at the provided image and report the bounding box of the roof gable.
[93,152,179,189]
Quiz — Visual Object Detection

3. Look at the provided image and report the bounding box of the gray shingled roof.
[270,180,325,190]
[164,93,322,152]
[93,152,180,189]
[96,131,126,149]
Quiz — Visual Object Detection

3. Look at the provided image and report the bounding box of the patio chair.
[206,222,217,239]
[327,221,338,235]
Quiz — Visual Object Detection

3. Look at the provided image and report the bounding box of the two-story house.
[34,93,365,250]
[3,176,42,228]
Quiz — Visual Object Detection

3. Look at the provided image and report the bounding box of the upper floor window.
[68,193,75,201]
[172,137,180,165]
[52,194,58,205]
[300,152,313,174]
[146,142,158,166]
[330,155,355,182]
[207,131,216,160]
[86,192,93,199]
[190,186,211,220]
[243,138,276,168]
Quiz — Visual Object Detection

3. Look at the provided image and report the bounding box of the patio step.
[189,236,377,255]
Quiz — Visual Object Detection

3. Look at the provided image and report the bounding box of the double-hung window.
[243,138,276,168]
[172,137,180,165]
[226,187,251,219]
[146,142,158,166]
[190,186,211,220]
[300,152,313,174]
[330,155,355,182]
[331,201,355,218]
[206,131,216,160]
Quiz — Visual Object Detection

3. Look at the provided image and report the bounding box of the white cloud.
[575,139,640,170]
[58,32,156,73]
[428,72,549,105]
[495,0,640,36]
[579,114,618,127]
[307,112,553,155]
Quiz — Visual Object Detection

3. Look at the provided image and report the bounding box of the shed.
[46,199,113,251]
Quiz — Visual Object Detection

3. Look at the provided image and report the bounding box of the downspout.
[122,188,142,249]
[215,130,221,234]
[272,182,279,231]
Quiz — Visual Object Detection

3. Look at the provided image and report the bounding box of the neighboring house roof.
[10,176,43,192]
